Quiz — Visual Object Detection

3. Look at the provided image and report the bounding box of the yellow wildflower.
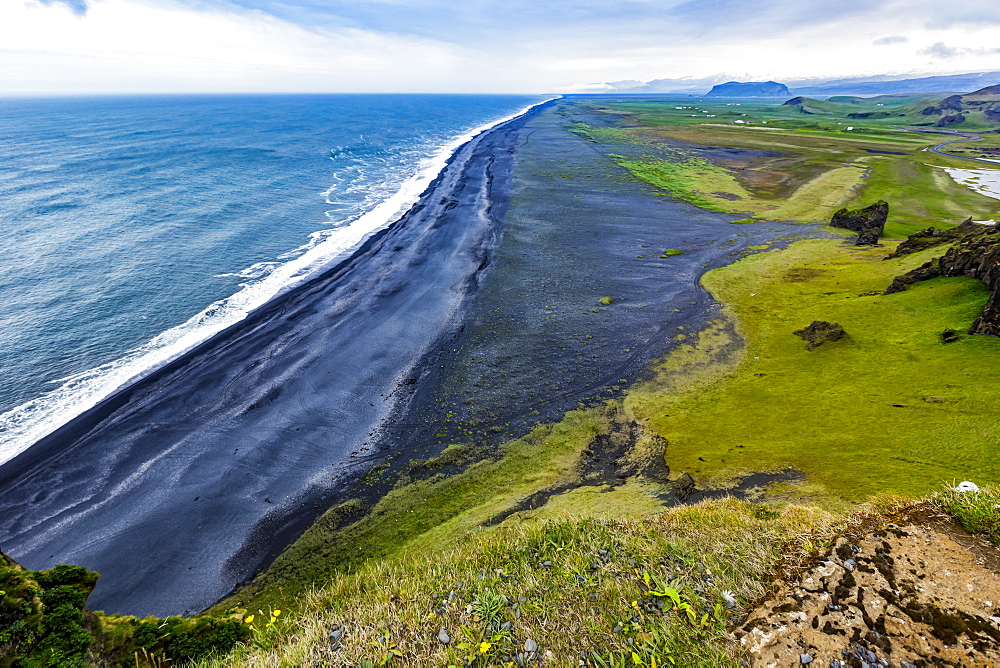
[479,642,492,654]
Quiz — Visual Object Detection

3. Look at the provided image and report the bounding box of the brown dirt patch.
[736,506,1000,666]
[783,267,828,282]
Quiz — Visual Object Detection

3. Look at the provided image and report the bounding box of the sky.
[2,0,1000,94]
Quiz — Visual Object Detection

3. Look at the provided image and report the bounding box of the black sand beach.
[0,100,804,617]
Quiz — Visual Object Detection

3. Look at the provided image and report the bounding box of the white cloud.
[3,0,1000,94]
[0,0,469,93]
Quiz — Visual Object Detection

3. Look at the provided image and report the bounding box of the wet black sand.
[0,99,809,617]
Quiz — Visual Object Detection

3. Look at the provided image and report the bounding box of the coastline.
[0,97,806,618]
[0,103,546,617]
[0,97,553,468]
[217,100,815,613]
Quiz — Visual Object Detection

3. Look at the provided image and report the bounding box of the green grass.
[846,157,1000,237]
[616,157,738,212]
[212,410,611,616]
[569,99,1000,232]
[197,498,843,668]
[937,484,1000,544]
[626,238,1000,506]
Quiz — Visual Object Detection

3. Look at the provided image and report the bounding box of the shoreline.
[0,97,554,468]
[0,103,546,617]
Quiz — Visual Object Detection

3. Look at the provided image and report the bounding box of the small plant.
[243,607,283,649]
[660,249,683,257]
[600,296,614,305]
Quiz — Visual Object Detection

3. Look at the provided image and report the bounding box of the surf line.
[0,97,558,468]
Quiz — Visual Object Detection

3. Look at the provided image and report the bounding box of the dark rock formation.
[942,328,960,343]
[885,225,1000,336]
[830,200,889,245]
[706,81,791,97]
[793,321,846,350]
[915,87,1000,128]
[847,111,890,119]
[938,113,966,127]
[884,217,988,259]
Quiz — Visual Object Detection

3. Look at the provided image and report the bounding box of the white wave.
[0,98,554,467]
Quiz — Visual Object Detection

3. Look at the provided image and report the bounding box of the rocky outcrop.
[737,509,1000,666]
[885,225,1000,335]
[884,217,988,259]
[938,113,967,127]
[830,201,888,245]
[917,87,1000,127]
[793,321,845,350]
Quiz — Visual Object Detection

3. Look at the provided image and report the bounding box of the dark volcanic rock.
[706,81,790,97]
[885,225,1000,336]
[884,217,988,259]
[938,113,966,127]
[942,94,965,111]
[830,200,888,245]
[793,321,845,350]
[847,111,890,119]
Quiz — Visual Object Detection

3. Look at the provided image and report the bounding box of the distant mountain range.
[573,71,1000,97]
[791,71,1000,96]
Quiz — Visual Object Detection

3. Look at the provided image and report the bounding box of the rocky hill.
[705,81,790,97]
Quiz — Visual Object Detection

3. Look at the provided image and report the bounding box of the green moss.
[627,239,1000,505]
[599,296,614,305]
[661,249,683,257]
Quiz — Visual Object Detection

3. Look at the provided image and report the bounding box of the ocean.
[0,94,544,466]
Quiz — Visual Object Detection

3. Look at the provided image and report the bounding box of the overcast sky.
[2,0,1000,94]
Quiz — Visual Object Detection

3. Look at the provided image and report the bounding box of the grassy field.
[627,239,1000,506]
[190,224,1000,664]
[198,498,844,667]
[571,98,1000,234]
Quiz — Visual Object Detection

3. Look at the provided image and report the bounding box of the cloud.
[34,0,89,16]
[920,42,960,58]
[920,41,1000,59]
[6,0,1000,94]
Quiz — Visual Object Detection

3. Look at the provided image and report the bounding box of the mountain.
[705,81,791,97]
[790,71,1000,96]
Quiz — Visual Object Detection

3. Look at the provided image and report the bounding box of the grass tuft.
[936,484,1000,544]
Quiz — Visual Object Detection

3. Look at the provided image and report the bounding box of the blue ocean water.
[0,94,545,464]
